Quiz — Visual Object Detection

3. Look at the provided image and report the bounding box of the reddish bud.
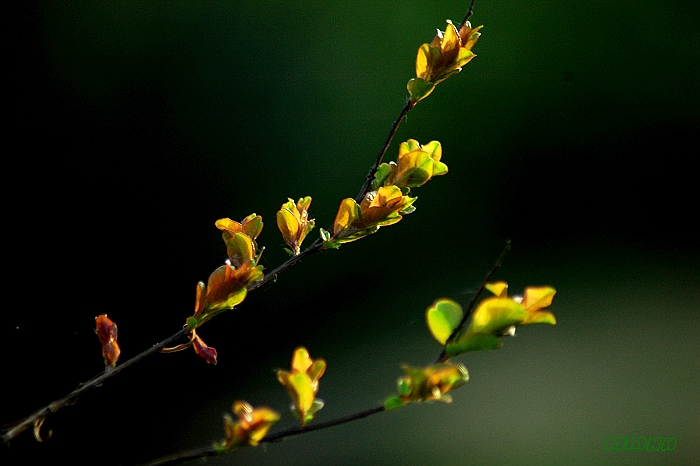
[192,332,218,364]
[95,314,120,367]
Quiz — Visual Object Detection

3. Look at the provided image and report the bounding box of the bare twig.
[459,0,478,29]
[142,406,386,466]
[1,328,189,444]
[355,100,416,204]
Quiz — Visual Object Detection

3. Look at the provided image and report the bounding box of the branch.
[263,405,385,443]
[142,406,386,466]
[435,239,511,363]
[354,99,416,204]
[143,243,514,466]
[1,327,189,444]
[1,91,417,445]
[459,0,478,30]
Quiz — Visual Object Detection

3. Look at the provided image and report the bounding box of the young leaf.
[408,20,482,103]
[520,286,557,325]
[468,297,527,335]
[426,299,463,344]
[392,362,469,404]
[215,400,280,452]
[276,347,326,426]
[276,197,315,255]
[445,333,502,356]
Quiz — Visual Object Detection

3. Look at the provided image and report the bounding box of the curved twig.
[1,328,189,444]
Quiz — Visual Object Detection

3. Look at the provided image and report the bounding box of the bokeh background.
[5,1,699,465]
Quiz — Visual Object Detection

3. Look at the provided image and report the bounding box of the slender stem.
[2,92,417,445]
[246,237,323,293]
[142,406,386,466]
[1,328,189,444]
[436,239,511,363]
[143,243,508,465]
[459,0,478,30]
[263,405,385,443]
[142,445,220,466]
[354,100,416,204]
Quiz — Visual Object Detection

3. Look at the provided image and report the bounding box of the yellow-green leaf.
[288,372,314,414]
[226,232,254,264]
[446,333,502,356]
[407,77,436,103]
[521,286,556,313]
[485,281,508,297]
[426,299,463,344]
[332,198,361,237]
[520,286,557,325]
[392,150,433,187]
[277,207,299,239]
[241,214,263,240]
[468,297,527,335]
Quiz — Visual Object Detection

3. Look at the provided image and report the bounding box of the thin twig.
[246,237,323,293]
[2,84,418,446]
[4,0,478,449]
[436,239,511,363]
[459,0,478,29]
[263,405,385,443]
[355,100,416,204]
[142,445,220,466]
[1,327,189,444]
[142,406,386,466]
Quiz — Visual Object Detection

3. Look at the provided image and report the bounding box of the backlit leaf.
[426,298,463,344]
[446,333,502,356]
[468,297,527,335]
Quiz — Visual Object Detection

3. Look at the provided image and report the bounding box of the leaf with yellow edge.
[327,186,416,246]
[291,346,313,373]
[277,208,300,241]
[426,299,463,344]
[287,372,314,414]
[203,264,248,314]
[332,198,362,237]
[446,333,502,356]
[485,281,508,297]
[407,77,436,103]
[225,232,255,265]
[468,297,527,335]
[241,214,263,240]
[389,140,448,188]
[520,286,557,325]
[443,297,526,356]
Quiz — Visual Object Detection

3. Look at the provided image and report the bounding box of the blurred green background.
[5,1,699,465]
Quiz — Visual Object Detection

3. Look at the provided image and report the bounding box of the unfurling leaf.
[441,283,557,357]
[408,20,482,103]
[95,314,120,367]
[373,140,448,190]
[276,347,326,426]
[325,186,416,247]
[520,286,557,325]
[388,362,469,407]
[277,197,315,255]
[216,214,264,267]
[215,400,280,452]
[203,263,249,314]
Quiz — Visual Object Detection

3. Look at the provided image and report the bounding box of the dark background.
[4,1,699,465]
